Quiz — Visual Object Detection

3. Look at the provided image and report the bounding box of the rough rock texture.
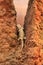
[0,0,43,65]
[0,0,29,65]
[24,0,43,65]
[0,0,19,65]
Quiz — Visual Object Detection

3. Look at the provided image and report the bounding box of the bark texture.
[24,0,43,65]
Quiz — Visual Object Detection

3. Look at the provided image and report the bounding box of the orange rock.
[24,0,43,65]
[0,0,18,64]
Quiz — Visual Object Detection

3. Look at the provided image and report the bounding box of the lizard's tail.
[21,40,24,49]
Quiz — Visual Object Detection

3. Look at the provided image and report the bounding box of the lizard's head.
[17,24,22,29]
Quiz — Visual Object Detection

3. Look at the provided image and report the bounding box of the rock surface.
[0,0,43,65]
[24,0,43,65]
[0,0,28,65]
[0,0,19,65]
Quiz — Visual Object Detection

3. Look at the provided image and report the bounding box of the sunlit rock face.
[0,0,18,65]
[14,0,29,26]
[24,0,43,65]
